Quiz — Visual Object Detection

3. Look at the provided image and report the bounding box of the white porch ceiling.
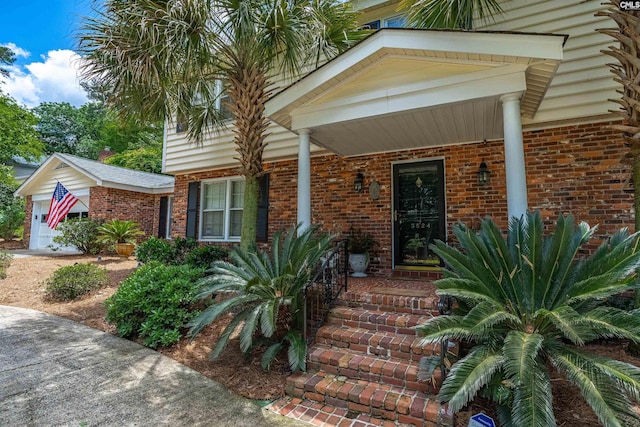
[266,28,566,157]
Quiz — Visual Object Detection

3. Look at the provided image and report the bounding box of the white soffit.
[266,28,565,157]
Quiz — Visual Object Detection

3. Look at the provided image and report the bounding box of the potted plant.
[347,227,378,277]
[98,219,144,258]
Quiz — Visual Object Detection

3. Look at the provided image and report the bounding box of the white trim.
[32,188,90,201]
[198,176,244,242]
[291,68,527,131]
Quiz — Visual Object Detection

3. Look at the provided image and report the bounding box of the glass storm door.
[393,160,445,268]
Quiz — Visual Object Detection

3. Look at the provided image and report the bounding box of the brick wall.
[171,120,633,275]
[89,187,170,240]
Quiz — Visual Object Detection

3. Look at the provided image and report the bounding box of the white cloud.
[0,48,88,108]
[2,42,31,58]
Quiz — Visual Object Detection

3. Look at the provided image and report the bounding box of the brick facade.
[22,189,170,247]
[89,187,170,241]
[171,120,633,276]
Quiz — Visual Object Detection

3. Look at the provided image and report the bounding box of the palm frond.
[549,348,632,427]
[438,345,504,413]
[188,293,258,337]
[580,307,640,342]
[534,306,588,345]
[502,331,544,382]
[262,342,284,371]
[510,359,555,427]
[284,330,307,372]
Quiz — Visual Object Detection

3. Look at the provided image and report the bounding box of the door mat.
[370,287,433,298]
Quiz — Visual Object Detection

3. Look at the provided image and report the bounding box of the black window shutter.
[158,196,168,238]
[186,182,200,239]
[256,174,269,242]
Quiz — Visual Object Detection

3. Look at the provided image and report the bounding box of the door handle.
[394,210,398,222]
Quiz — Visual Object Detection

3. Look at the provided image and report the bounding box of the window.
[215,80,234,122]
[384,15,406,28]
[200,178,244,240]
[165,196,174,238]
[360,20,380,30]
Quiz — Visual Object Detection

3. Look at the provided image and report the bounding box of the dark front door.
[393,160,445,268]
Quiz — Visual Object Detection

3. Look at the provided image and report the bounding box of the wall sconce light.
[478,159,490,186]
[354,172,364,193]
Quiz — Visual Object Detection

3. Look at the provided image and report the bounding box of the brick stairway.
[268,279,454,427]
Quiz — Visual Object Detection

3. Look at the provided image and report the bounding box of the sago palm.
[78,0,365,249]
[417,211,640,427]
[188,225,334,372]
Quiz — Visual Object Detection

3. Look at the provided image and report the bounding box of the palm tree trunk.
[226,64,270,250]
[241,175,259,251]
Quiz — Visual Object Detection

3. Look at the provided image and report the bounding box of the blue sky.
[0,0,96,107]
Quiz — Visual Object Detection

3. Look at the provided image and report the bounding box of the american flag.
[46,182,79,229]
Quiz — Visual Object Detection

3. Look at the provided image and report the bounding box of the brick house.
[163,0,633,277]
[15,153,174,251]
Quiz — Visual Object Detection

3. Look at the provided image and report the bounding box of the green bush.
[418,211,640,427]
[52,218,104,254]
[134,237,173,264]
[105,262,204,348]
[0,201,25,241]
[44,263,109,301]
[135,237,227,268]
[0,251,13,280]
[183,245,228,269]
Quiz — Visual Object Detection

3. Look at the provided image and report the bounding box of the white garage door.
[30,198,89,251]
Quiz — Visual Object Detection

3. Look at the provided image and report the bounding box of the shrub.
[97,219,144,244]
[44,263,109,301]
[189,225,334,372]
[0,251,13,279]
[135,237,227,268]
[417,211,640,427]
[52,218,104,254]
[0,201,25,241]
[135,236,173,264]
[105,262,204,348]
[183,245,228,269]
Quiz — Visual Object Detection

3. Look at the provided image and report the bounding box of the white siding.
[477,0,617,126]
[164,0,617,173]
[28,165,95,198]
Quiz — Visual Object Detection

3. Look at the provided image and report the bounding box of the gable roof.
[15,152,174,197]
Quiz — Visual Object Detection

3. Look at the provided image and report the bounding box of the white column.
[501,92,528,220]
[297,129,311,233]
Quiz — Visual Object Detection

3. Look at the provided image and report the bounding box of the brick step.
[285,371,452,427]
[268,396,416,427]
[337,289,439,316]
[307,345,440,393]
[316,324,440,362]
[327,306,433,335]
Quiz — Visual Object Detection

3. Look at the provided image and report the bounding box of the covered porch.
[266,28,565,272]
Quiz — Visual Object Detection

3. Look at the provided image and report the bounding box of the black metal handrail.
[301,239,348,346]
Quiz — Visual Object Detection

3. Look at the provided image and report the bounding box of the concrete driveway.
[0,305,307,427]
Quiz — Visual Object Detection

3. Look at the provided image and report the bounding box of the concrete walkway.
[0,305,308,427]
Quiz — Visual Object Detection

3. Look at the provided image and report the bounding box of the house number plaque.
[369,180,380,200]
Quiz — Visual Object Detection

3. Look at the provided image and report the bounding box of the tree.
[597,2,640,308]
[418,211,640,426]
[0,91,43,164]
[0,166,25,241]
[103,146,163,174]
[0,46,16,78]
[399,0,503,29]
[78,0,365,249]
[33,102,86,155]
